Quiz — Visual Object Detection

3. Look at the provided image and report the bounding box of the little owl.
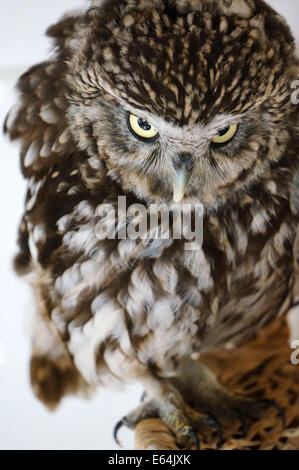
[4,0,299,449]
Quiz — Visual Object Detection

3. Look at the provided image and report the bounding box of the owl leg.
[116,358,284,449]
[170,359,285,436]
[30,310,90,410]
[114,377,223,449]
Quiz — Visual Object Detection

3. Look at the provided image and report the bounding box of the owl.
[4,0,299,449]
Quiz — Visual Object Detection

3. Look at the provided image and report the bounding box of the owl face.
[66,0,297,209]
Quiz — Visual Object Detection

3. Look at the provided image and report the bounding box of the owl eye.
[211,123,238,146]
[127,113,159,142]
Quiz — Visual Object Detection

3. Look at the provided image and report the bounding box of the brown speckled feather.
[4,0,299,417]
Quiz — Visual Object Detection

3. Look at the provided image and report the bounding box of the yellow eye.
[127,113,159,141]
[211,123,238,145]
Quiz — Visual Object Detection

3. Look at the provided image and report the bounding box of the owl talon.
[183,427,200,450]
[205,416,224,448]
[113,419,124,447]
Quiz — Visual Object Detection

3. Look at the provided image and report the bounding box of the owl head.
[64,0,298,209]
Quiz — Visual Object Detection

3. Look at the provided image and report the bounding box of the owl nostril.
[175,152,193,172]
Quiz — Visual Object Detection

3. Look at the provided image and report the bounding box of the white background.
[0,0,298,450]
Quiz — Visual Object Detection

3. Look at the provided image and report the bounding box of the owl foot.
[114,381,223,449]
[115,360,285,449]
[171,359,285,438]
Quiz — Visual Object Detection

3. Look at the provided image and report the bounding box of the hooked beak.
[173,166,189,203]
[172,153,193,203]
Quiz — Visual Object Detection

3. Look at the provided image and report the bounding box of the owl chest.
[196,242,292,352]
[52,204,294,380]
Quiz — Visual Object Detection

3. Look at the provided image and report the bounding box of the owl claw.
[188,415,224,449]
[205,416,224,448]
[184,428,200,450]
[113,419,124,447]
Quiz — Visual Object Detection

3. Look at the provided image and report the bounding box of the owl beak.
[172,153,193,203]
[173,166,189,203]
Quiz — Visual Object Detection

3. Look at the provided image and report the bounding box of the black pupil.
[137,118,151,131]
[218,126,230,136]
